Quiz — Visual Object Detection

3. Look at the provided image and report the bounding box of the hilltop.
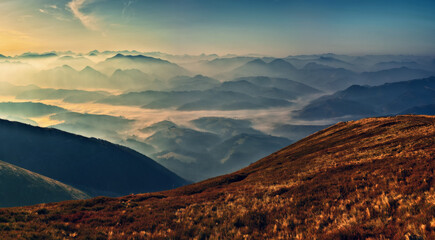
[0,115,433,239]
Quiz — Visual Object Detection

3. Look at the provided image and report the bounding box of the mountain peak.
[113,53,125,58]
[57,64,75,71]
[109,53,168,62]
[269,59,296,69]
[246,59,266,65]
[80,66,97,72]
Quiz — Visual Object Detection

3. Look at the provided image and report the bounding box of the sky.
[0,0,434,56]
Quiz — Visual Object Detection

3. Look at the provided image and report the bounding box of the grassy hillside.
[0,160,88,208]
[0,115,433,239]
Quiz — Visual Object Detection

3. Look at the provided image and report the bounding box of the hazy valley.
[1,52,434,184]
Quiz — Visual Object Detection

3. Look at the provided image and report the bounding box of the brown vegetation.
[0,115,434,239]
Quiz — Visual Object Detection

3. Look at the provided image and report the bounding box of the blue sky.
[0,0,434,55]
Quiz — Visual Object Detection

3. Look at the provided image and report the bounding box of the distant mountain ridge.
[296,76,435,120]
[95,53,190,78]
[107,54,172,64]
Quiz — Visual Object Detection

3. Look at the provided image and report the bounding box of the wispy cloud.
[122,0,137,16]
[68,0,99,31]
[38,4,70,22]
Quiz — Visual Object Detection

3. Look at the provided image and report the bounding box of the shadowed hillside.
[0,160,89,208]
[0,115,433,239]
[0,119,188,197]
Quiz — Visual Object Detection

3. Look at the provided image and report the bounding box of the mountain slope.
[0,160,89,208]
[0,115,433,239]
[360,67,433,85]
[0,119,188,197]
[296,76,435,120]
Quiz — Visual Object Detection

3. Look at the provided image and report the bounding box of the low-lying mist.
[1,51,434,181]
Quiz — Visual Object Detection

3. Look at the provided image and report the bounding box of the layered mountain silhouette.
[360,67,432,85]
[223,58,298,79]
[0,160,89,208]
[209,133,291,175]
[191,117,263,139]
[296,77,435,120]
[99,89,292,111]
[220,56,434,91]
[52,56,95,70]
[0,82,39,96]
[372,61,423,71]
[35,65,108,89]
[0,115,432,239]
[220,58,359,91]
[95,54,189,79]
[0,102,67,118]
[0,119,188,197]
[17,52,57,58]
[137,119,291,181]
[166,75,220,91]
[215,79,319,100]
[194,56,255,75]
[48,112,135,140]
[16,88,109,103]
[108,69,160,90]
[97,75,320,110]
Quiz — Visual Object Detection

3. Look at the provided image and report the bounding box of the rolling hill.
[0,115,432,239]
[0,160,89,208]
[0,119,189,197]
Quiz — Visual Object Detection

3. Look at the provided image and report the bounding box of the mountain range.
[1,52,434,191]
[138,119,291,181]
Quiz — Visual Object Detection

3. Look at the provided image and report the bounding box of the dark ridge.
[0,119,189,197]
